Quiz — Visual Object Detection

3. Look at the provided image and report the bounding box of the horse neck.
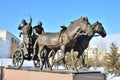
[66,24,80,39]
[92,25,100,35]
[86,27,95,40]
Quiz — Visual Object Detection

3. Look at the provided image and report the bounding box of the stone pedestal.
[2,68,106,80]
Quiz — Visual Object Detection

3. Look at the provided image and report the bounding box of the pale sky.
[0,0,120,36]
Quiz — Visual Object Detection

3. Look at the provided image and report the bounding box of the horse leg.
[48,51,52,70]
[38,45,44,70]
[71,48,78,72]
[41,49,47,69]
[32,39,38,59]
[44,49,49,69]
[62,57,68,70]
[75,53,80,66]
[82,54,85,67]
[51,50,57,69]
[47,50,55,70]
[62,50,68,70]
[55,45,65,63]
[46,54,52,70]
[76,50,85,67]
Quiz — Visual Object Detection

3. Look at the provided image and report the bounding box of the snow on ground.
[0,58,120,80]
[89,67,120,80]
[89,67,106,73]
[0,58,34,67]
[0,58,13,66]
[107,74,120,80]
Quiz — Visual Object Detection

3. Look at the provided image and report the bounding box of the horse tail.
[58,27,67,43]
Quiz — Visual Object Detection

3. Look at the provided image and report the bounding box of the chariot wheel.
[12,49,24,69]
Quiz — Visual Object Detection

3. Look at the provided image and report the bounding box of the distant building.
[84,44,120,62]
[84,45,107,62]
[117,50,120,54]
[0,30,20,58]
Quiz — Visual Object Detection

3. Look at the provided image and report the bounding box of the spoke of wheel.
[13,56,17,61]
[13,59,16,65]
[16,61,20,67]
[19,56,22,60]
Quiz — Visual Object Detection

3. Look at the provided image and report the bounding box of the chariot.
[12,34,42,69]
[12,17,106,72]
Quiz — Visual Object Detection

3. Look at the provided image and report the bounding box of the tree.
[86,58,94,68]
[103,42,120,75]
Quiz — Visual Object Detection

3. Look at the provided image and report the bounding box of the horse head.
[69,17,93,37]
[92,21,106,37]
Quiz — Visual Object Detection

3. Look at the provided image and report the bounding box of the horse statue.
[42,21,107,71]
[67,21,106,71]
[33,17,93,70]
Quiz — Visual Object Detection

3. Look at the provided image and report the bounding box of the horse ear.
[83,17,85,21]
[97,21,99,23]
[80,16,83,20]
[85,17,88,21]
[71,21,73,24]
[97,21,102,25]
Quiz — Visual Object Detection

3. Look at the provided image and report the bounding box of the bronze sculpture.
[33,21,45,42]
[65,21,106,71]
[18,17,32,57]
[32,21,45,67]
[74,21,106,66]
[45,21,107,71]
[12,16,106,72]
[33,17,93,70]
[12,16,33,69]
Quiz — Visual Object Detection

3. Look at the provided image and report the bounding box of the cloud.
[90,33,120,51]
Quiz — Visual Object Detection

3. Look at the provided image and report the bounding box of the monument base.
[1,68,106,80]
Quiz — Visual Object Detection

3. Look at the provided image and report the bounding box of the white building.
[0,30,20,58]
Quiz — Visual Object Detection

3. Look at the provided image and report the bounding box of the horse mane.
[68,17,90,29]
[92,21,102,29]
[92,21,102,26]
[71,17,88,24]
